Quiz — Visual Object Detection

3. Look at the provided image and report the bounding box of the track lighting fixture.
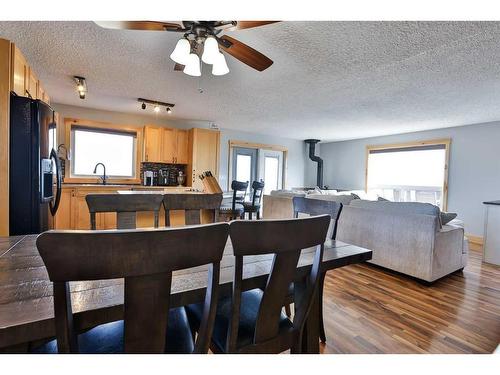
[73,76,87,99]
[137,98,175,114]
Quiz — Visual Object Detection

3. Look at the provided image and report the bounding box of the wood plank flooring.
[319,247,500,353]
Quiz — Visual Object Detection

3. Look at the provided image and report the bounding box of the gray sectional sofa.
[263,191,468,282]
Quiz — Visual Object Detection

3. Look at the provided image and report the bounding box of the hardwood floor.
[319,248,500,354]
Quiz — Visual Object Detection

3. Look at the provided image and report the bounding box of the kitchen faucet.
[93,163,107,185]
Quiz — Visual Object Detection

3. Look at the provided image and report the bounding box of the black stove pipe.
[304,139,323,188]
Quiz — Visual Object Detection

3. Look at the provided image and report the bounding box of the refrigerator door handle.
[49,148,62,216]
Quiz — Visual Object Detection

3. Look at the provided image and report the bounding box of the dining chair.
[292,196,343,343]
[86,193,164,229]
[219,180,249,221]
[186,215,330,353]
[242,180,265,220]
[162,193,223,226]
[33,223,230,354]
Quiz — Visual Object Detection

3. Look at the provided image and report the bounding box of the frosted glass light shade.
[170,38,190,65]
[212,53,229,76]
[201,36,220,64]
[183,53,201,76]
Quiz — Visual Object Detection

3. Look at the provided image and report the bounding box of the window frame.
[64,118,143,184]
[228,140,288,192]
[365,138,451,210]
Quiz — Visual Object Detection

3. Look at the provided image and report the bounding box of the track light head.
[141,102,146,110]
[166,107,172,114]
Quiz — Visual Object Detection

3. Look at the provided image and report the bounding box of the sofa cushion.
[350,200,441,227]
[306,193,357,205]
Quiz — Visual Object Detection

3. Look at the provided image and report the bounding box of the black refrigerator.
[9,94,62,235]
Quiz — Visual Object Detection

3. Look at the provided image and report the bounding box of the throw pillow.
[377,196,390,201]
[440,212,458,226]
[351,193,361,199]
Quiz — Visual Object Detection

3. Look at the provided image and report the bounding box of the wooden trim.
[0,39,11,236]
[364,138,451,211]
[229,140,288,152]
[467,234,484,251]
[228,140,288,191]
[63,118,144,184]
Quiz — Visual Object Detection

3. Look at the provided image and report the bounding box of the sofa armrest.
[431,225,467,281]
[337,206,438,280]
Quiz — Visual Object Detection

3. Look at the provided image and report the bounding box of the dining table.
[0,234,372,354]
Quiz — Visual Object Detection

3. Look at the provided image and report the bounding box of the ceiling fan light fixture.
[212,53,229,76]
[201,36,220,64]
[170,38,191,65]
[183,53,201,76]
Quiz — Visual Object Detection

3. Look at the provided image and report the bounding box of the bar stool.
[219,180,248,220]
[242,180,265,220]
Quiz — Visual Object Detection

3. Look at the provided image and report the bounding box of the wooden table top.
[0,234,371,349]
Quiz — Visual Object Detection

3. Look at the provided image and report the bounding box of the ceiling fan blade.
[227,21,280,31]
[94,21,184,32]
[174,63,185,71]
[218,35,273,72]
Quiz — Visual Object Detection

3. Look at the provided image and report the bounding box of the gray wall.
[52,104,306,191]
[314,121,500,237]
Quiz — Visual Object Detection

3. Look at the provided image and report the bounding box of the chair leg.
[248,211,253,220]
[319,272,326,343]
[256,210,260,220]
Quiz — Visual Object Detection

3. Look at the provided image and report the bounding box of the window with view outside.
[366,143,447,209]
[72,127,136,177]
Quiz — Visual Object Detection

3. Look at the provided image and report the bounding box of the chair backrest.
[227,215,330,352]
[292,197,343,240]
[162,193,223,226]
[86,194,164,229]
[36,223,230,354]
[230,180,249,211]
[250,180,265,206]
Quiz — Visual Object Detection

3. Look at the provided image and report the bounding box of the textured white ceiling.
[1,21,500,141]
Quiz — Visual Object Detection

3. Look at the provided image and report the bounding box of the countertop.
[62,184,194,190]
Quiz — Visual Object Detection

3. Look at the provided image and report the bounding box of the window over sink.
[67,119,142,183]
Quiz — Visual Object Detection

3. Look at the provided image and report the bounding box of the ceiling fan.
[94,21,279,76]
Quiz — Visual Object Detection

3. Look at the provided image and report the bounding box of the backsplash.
[140,162,187,186]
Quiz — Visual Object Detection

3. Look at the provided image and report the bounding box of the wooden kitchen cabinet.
[143,126,190,164]
[188,128,220,190]
[11,45,28,97]
[144,126,163,162]
[176,129,189,164]
[53,188,72,229]
[162,128,177,163]
[26,67,39,99]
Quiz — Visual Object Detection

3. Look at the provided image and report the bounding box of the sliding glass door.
[232,147,257,193]
[258,149,284,195]
[231,147,284,195]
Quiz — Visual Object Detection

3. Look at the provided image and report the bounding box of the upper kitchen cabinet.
[26,67,38,99]
[10,43,51,104]
[11,45,28,97]
[188,128,220,190]
[176,129,189,164]
[162,127,177,163]
[143,126,163,162]
[143,126,189,164]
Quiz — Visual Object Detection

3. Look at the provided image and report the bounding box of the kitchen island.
[55,184,220,230]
